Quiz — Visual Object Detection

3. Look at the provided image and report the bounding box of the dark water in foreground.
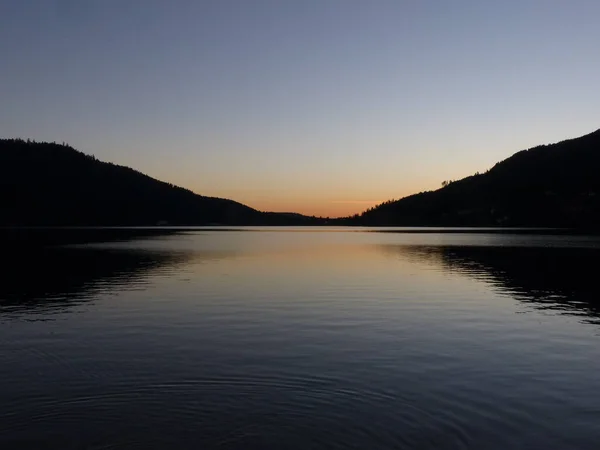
[1,228,600,449]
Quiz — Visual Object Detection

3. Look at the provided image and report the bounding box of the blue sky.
[2,0,599,216]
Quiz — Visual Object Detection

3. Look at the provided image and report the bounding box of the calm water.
[1,228,600,449]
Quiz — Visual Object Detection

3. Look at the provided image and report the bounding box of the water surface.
[1,228,600,449]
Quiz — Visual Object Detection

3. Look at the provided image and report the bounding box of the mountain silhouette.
[354,129,600,227]
[0,139,323,226]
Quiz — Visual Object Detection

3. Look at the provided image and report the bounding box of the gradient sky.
[2,0,599,217]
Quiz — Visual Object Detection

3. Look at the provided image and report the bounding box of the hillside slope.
[0,139,265,226]
[358,129,600,228]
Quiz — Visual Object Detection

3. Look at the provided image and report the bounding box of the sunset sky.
[2,0,599,217]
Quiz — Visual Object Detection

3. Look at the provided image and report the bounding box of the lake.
[1,227,600,449]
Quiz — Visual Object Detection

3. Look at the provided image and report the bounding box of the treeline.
[4,127,600,229]
[0,139,323,226]
[353,128,600,228]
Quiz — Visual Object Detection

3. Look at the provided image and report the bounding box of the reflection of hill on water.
[0,247,191,318]
[381,244,600,324]
[0,227,188,248]
[0,229,193,318]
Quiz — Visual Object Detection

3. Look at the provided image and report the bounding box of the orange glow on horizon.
[177,181,435,218]
[237,198,394,218]
[167,174,442,219]
[259,202,380,218]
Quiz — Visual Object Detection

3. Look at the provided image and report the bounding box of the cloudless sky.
[2,0,599,217]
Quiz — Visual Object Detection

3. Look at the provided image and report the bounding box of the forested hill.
[0,139,320,226]
[356,128,600,228]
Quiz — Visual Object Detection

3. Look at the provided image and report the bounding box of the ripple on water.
[3,233,600,449]
[0,362,550,449]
